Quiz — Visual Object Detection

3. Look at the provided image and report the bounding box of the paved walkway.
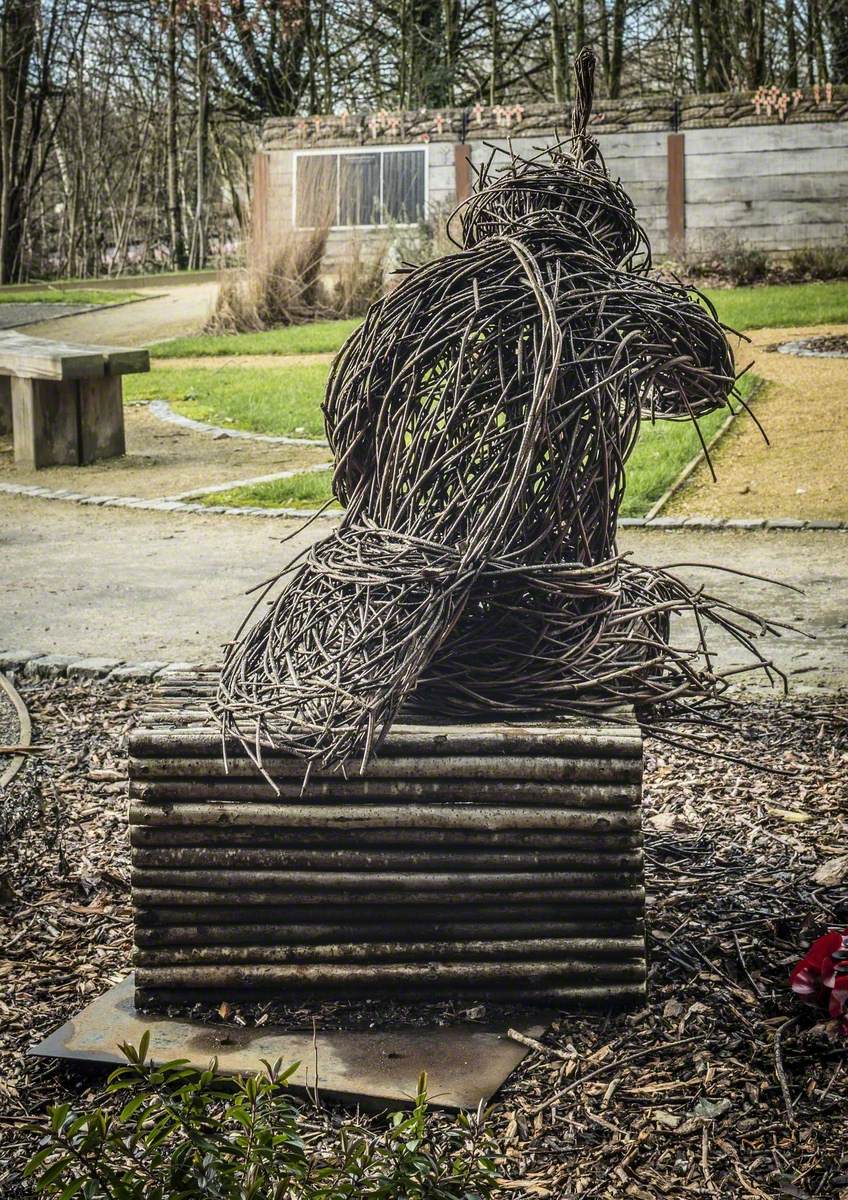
[0,302,98,330]
[0,493,843,690]
[17,282,219,347]
[668,324,848,521]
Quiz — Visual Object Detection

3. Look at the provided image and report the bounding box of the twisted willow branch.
[217,50,783,774]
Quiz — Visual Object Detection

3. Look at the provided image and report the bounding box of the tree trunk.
[609,0,626,98]
[599,0,611,86]
[0,0,36,282]
[575,0,586,51]
[704,0,727,90]
[786,0,799,86]
[691,0,707,90]
[825,0,848,82]
[485,0,499,105]
[805,0,816,80]
[814,0,829,80]
[548,0,569,102]
[166,0,187,270]
[193,8,210,270]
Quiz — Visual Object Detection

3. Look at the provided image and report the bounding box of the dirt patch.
[0,404,329,499]
[667,324,848,520]
[154,352,335,370]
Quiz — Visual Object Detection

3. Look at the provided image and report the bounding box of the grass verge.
[702,280,848,330]
[0,288,145,306]
[200,468,338,510]
[620,398,739,517]
[124,364,329,439]
[151,319,362,358]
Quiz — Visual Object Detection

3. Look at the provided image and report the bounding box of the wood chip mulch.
[0,678,846,1198]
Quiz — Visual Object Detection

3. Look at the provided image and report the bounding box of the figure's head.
[450,151,651,272]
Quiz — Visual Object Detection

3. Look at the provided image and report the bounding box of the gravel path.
[668,324,848,521]
[0,494,844,690]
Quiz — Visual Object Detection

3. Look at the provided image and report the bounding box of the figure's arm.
[617,276,737,422]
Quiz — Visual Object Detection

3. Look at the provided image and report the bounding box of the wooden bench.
[0,331,149,469]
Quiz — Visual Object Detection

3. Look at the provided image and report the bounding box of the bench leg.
[12,377,80,469]
[0,377,11,439]
[79,376,126,464]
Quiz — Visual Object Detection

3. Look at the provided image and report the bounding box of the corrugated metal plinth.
[129,672,647,1009]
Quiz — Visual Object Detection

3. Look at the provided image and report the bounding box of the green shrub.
[679,238,770,287]
[785,243,848,282]
[665,237,848,289]
[25,1034,497,1200]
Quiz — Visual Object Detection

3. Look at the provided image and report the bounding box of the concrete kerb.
[0,480,339,521]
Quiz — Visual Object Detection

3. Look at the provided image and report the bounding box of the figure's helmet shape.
[217,51,779,773]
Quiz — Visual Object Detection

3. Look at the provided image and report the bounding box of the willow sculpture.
[217,51,782,773]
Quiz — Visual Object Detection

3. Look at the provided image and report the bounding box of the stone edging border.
[0,653,209,685]
[0,480,340,520]
[778,339,848,358]
[148,399,329,447]
[0,480,844,528]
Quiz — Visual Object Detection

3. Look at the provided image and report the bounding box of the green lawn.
[0,287,145,305]
[701,280,848,330]
[201,469,339,511]
[151,320,362,358]
[124,364,329,439]
[619,400,736,517]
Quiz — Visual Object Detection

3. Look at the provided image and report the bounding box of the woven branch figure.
[217,51,783,772]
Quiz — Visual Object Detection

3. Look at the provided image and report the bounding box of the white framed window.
[293,146,428,230]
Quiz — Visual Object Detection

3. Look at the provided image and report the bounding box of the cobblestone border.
[148,399,329,447]
[0,479,844,528]
[0,652,208,684]
[0,480,339,520]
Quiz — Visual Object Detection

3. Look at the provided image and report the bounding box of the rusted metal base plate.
[31,976,552,1110]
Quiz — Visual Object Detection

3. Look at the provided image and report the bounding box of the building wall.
[682,122,848,250]
[257,88,848,264]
